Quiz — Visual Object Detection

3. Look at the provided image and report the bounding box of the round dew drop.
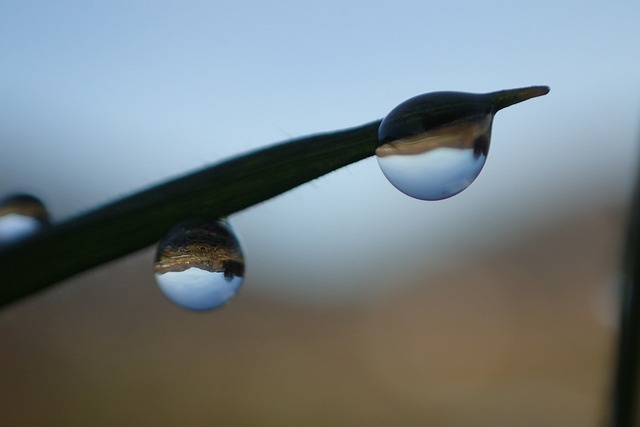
[376,94,494,201]
[154,219,245,311]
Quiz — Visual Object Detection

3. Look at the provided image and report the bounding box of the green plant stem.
[0,85,549,308]
[0,120,380,307]
[611,140,640,427]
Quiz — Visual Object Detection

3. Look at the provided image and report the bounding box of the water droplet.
[377,116,493,200]
[377,92,494,201]
[376,86,551,200]
[154,219,245,311]
[0,194,50,244]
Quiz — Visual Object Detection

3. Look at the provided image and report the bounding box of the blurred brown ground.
[0,203,625,426]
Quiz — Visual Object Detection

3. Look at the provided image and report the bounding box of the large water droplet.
[376,87,550,201]
[154,219,245,311]
[377,91,495,201]
[0,194,50,244]
[377,115,492,200]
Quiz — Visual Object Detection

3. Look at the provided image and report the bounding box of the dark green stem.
[611,134,640,426]
[0,85,549,308]
[0,121,380,306]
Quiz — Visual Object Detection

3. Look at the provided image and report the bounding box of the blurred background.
[1,1,639,425]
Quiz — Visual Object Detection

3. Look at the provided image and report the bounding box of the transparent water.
[376,117,492,200]
[156,267,243,311]
[154,219,245,311]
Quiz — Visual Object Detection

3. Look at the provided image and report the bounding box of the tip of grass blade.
[490,85,550,112]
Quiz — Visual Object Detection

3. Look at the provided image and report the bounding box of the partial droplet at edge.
[0,194,50,224]
[0,194,51,245]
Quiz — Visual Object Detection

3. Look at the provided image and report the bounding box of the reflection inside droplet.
[377,116,493,201]
[0,194,50,244]
[154,219,245,311]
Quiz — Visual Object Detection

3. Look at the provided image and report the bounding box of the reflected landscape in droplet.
[0,194,49,244]
[154,219,245,311]
[377,116,493,201]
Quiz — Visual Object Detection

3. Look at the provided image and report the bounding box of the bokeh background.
[1,1,639,425]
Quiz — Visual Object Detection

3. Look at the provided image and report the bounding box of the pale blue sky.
[1,1,639,301]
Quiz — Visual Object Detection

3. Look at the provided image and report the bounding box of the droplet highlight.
[377,115,493,200]
[154,219,245,311]
[0,194,50,245]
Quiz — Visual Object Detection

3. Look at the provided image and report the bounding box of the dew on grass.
[376,87,549,200]
[155,219,244,311]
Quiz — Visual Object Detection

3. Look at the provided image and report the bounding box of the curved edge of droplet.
[155,268,243,312]
[376,149,489,201]
[489,86,550,112]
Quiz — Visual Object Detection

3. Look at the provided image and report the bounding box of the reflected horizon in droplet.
[154,219,245,311]
[377,116,493,200]
[0,194,49,244]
